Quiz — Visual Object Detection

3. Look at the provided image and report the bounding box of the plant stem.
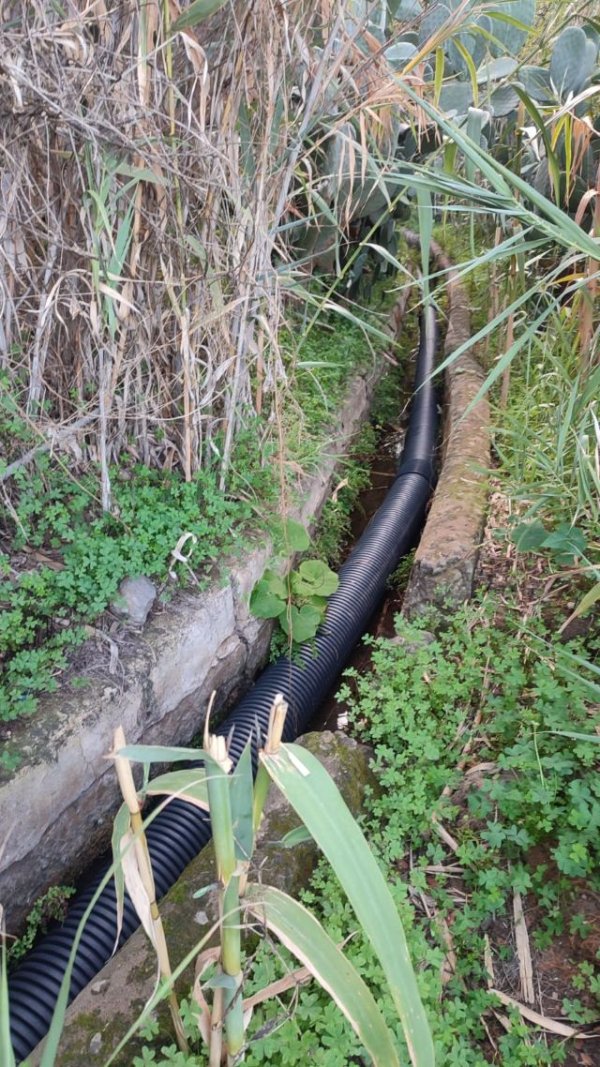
[205,732,245,1061]
[221,875,244,1062]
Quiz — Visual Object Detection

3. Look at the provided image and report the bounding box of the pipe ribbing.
[8,305,439,1063]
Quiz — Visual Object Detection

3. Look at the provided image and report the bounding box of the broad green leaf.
[485,2,536,57]
[244,885,401,1067]
[511,521,548,553]
[279,603,322,643]
[489,85,520,117]
[260,745,434,1066]
[282,518,311,552]
[173,0,228,31]
[250,579,286,620]
[230,743,254,861]
[146,769,209,810]
[418,2,450,48]
[476,56,518,83]
[262,569,288,599]
[291,559,339,597]
[439,79,473,115]
[541,523,587,562]
[385,41,418,69]
[550,26,595,99]
[306,594,329,611]
[519,65,553,102]
[392,0,422,16]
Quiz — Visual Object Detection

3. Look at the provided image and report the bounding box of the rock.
[110,576,157,626]
[388,629,436,654]
[89,1033,102,1054]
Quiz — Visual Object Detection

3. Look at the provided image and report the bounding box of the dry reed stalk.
[112,725,189,1054]
[513,888,535,1005]
[500,255,516,410]
[0,0,423,507]
[574,165,600,368]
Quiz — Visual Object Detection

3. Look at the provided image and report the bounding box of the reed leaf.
[260,743,434,1067]
[244,884,402,1067]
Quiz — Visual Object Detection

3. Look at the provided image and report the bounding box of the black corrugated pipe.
[8,305,439,1063]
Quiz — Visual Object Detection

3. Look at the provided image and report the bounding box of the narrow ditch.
[8,305,440,1063]
[314,440,408,732]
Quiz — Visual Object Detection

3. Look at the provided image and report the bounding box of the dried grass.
[0,1,422,504]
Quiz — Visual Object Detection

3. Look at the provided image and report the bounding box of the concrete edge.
[401,234,491,616]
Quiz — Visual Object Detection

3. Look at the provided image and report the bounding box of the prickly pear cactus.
[550,26,598,100]
[484,0,536,57]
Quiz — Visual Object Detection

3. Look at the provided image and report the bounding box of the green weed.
[250,520,340,650]
[8,885,75,963]
[234,600,599,1066]
[0,458,251,724]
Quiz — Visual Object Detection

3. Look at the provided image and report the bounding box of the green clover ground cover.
[0,461,250,727]
[235,601,599,1067]
[125,598,599,1066]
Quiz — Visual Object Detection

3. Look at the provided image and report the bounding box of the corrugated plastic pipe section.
[8,306,439,1063]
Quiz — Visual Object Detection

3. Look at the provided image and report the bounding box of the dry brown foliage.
[0,0,420,506]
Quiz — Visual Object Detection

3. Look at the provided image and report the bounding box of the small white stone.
[89,1031,103,1054]
[110,576,157,626]
[91,979,109,995]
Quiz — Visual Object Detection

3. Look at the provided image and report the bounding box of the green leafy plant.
[244,598,599,1066]
[250,522,340,648]
[7,886,76,963]
[102,697,434,1066]
[511,519,588,564]
[0,459,251,724]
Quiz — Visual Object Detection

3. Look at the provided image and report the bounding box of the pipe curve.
[8,305,439,1062]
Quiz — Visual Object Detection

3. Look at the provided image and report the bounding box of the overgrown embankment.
[0,308,389,737]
